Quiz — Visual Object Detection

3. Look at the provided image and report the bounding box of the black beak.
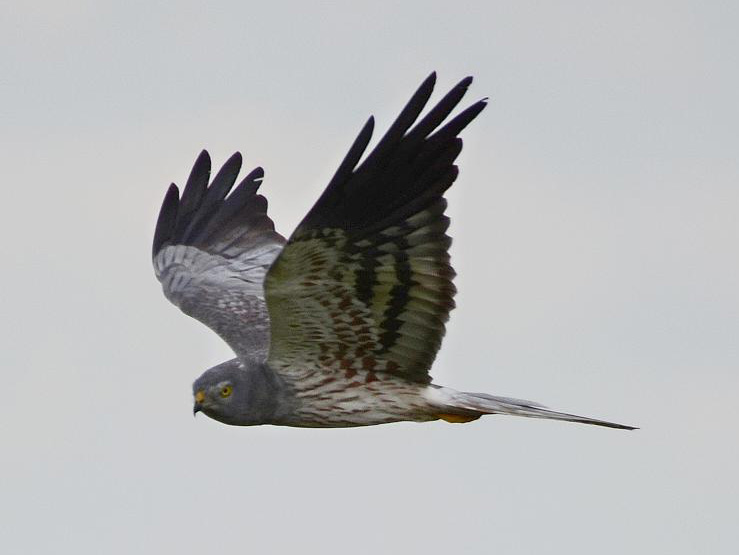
[193,404,201,416]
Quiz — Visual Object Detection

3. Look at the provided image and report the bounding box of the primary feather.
[153,151,285,362]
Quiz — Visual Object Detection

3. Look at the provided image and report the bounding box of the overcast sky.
[2,2,737,554]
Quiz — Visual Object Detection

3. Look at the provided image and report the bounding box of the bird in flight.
[153,73,634,430]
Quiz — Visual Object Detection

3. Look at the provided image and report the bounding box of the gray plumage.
[153,73,635,431]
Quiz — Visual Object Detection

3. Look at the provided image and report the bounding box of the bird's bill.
[193,389,205,415]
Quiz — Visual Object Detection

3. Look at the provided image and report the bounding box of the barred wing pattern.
[266,74,486,383]
[153,151,285,362]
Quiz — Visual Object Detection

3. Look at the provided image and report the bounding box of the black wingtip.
[458,75,474,89]
[428,98,488,143]
[470,98,489,118]
[362,116,375,141]
[152,183,180,256]
[208,151,244,192]
[211,151,243,190]
[227,151,243,166]
[194,149,211,170]
[235,166,265,194]
[297,73,487,234]
[419,72,437,96]
[407,73,436,111]
[187,150,212,188]
[323,116,375,194]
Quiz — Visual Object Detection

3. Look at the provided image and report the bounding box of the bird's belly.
[281,368,437,427]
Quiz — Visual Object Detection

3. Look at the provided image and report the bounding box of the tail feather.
[448,391,637,430]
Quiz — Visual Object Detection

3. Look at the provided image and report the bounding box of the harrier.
[153,73,634,430]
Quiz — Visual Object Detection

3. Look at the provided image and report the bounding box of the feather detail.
[266,74,486,383]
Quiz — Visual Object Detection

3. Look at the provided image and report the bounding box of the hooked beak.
[193,389,205,416]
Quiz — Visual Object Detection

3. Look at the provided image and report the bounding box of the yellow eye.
[220,385,233,398]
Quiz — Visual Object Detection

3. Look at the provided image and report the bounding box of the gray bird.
[153,73,635,430]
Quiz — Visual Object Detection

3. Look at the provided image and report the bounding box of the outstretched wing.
[265,73,486,383]
[153,151,285,362]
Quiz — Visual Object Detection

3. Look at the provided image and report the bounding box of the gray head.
[192,358,285,426]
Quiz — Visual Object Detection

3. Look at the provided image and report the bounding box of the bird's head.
[191,359,280,426]
[192,361,252,425]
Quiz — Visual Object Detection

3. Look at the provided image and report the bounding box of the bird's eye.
[220,385,233,398]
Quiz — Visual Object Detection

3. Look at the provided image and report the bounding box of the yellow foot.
[437,413,481,423]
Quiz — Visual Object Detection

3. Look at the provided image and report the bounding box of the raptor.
[153,73,634,430]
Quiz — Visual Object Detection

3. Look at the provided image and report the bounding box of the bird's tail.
[437,389,636,430]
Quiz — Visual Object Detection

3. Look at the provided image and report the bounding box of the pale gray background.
[2,1,737,554]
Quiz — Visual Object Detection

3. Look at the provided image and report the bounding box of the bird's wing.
[153,151,286,362]
[265,73,486,383]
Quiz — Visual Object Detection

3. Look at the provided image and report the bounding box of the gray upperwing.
[153,150,286,362]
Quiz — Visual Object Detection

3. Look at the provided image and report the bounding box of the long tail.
[440,390,637,430]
